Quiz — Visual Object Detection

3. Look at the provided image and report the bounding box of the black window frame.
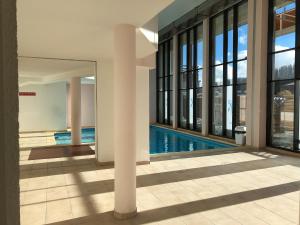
[267,0,300,151]
[156,39,173,125]
[209,0,248,139]
[177,24,204,132]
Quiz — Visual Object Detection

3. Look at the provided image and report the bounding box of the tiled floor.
[20,146,300,225]
[19,132,56,148]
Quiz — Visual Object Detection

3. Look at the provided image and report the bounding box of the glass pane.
[179,91,188,128]
[164,43,169,74]
[158,92,164,123]
[271,80,294,149]
[159,78,163,91]
[164,77,168,90]
[159,45,163,77]
[180,33,188,72]
[170,39,174,75]
[180,72,187,89]
[197,69,203,88]
[272,50,295,80]
[212,87,223,135]
[237,60,247,84]
[236,84,247,126]
[226,86,233,137]
[189,29,194,70]
[212,15,224,65]
[164,91,168,121]
[227,9,234,62]
[196,88,202,131]
[189,89,194,128]
[188,72,194,89]
[273,0,296,51]
[170,91,173,124]
[197,25,203,69]
[238,3,248,59]
[227,63,233,85]
[212,65,223,86]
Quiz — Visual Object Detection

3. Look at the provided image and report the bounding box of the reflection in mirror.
[18,57,96,148]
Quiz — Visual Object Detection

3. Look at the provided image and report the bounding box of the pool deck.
[20,135,300,225]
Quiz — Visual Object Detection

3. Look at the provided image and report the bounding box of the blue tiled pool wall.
[54,126,234,153]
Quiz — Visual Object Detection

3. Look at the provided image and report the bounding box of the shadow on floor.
[45,180,300,225]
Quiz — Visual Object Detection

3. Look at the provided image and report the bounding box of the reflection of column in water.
[189,140,193,151]
[164,133,168,153]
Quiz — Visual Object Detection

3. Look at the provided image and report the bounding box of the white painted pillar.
[246,0,255,146]
[202,18,210,136]
[173,35,178,129]
[113,24,137,219]
[0,0,19,224]
[70,77,81,145]
[251,0,269,148]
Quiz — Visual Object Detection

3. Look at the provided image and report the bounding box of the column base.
[114,208,137,220]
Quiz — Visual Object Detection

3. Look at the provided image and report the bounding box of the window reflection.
[236,85,247,126]
[237,60,247,84]
[226,86,233,137]
[212,65,223,86]
[272,50,295,80]
[180,91,187,128]
[212,87,223,135]
[212,15,224,65]
[197,25,203,69]
[228,9,234,62]
[180,33,188,72]
[271,81,294,149]
[238,3,248,59]
[273,0,295,51]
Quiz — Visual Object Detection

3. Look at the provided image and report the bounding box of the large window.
[157,39,173,125]
[209,1,248,138]
[268,0,298,150]
[178,25,203,131]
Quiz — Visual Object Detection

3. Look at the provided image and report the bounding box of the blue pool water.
[55,128,95,145]
[54,126,235,153]
[150,126,234,154]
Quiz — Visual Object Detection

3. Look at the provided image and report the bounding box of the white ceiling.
[18,57,96,86]
[158,0,208,30]
[17,0,173,61]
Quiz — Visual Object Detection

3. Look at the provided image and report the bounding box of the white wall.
[136,66,150,162]
[67,83,95,128]
[19,82,67,132]
[149,69,156,124]
[96,60,114,162]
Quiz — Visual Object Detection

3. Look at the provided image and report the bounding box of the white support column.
[202,18,210,136]
[0,0,19,224]
[70,77,81,145]
[251,0,269,148]
[173,35,178,129]
[113,24,137,219]
[246,0,255,146]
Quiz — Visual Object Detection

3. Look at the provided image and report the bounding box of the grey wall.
[0,0,20,224]
[149,69,156,124]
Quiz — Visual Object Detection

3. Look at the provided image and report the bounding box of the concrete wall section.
[136,66,150,162]
[149,69,156,124]
[19,82,67,132]
[0,0,20,224]
[96,60,115,162]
